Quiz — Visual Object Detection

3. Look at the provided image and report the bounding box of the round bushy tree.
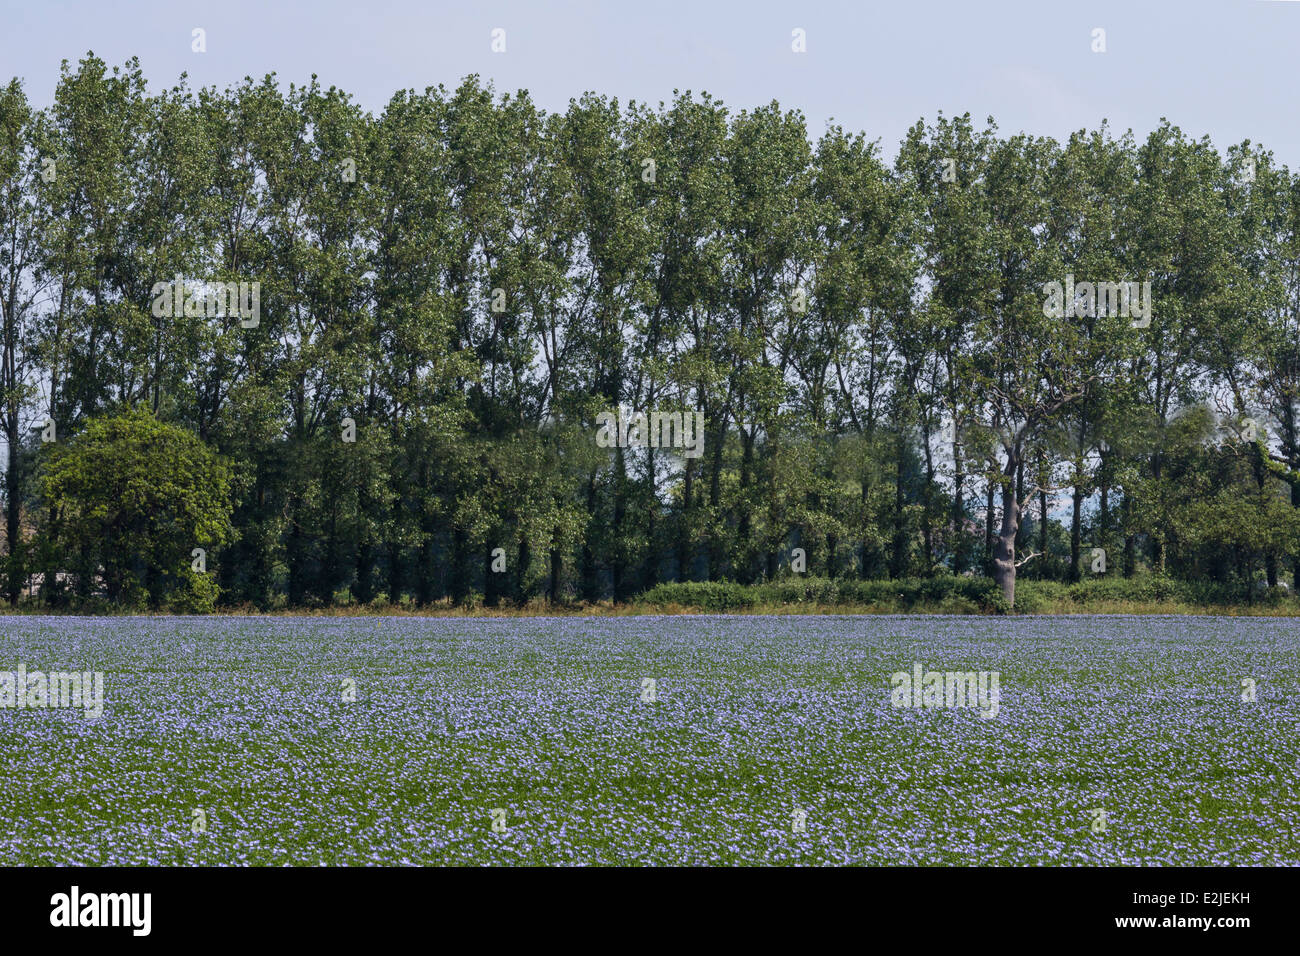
[38,408,233,609]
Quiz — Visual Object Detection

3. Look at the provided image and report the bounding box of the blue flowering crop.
[0,613,1295,865]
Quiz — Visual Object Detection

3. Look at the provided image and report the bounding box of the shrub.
[638,576,1009,612]
[638,581,756,611]
[168,568,221,614]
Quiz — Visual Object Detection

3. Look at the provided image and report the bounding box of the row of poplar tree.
[3,54,1300,609]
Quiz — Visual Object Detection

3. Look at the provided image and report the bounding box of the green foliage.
[638,581,758,611]
[639,573,1300,614]
[37,407,232,607]
[3,58,1300,611]
[169,567,222,614]
[638,576,1008,613]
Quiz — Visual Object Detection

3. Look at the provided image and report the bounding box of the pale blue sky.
[2,0,1298,163]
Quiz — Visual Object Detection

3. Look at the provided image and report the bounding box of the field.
[1,614,1297,865]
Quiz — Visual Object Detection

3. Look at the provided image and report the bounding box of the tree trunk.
[890,427,907,578]
[992,451,1021,608]
[707,418,725,581]
[612,446,627,600]
[676,458,693,582]
[1151,451,1164,573]
[1098,468,1110,578]
[484,543,500,608]
[737,427,755,584]
[549,529,563,604]
[516,536,531,606]
[386,487,404,604]
[921,421,934,574]
[952,428,966,574]
[1293,481,1300,588]
[861,462,876,579]
[4,418,20,605]
[1070,483,1083,582]
[1037,451,1048,580]
[1014,454,1026,558]
[984,466,996,571]
[287,491,307,607]
[355,539,374,604]
[581,471,599,601]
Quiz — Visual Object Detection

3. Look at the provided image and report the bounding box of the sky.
[2,0,1299,165]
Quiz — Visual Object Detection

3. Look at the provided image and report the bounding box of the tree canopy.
[38,406,232,609]
[2,55,1298,610]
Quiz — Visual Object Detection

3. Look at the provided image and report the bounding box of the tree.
[0,79,46,604]
[38,407,232,608]
[6,56,1300,610]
